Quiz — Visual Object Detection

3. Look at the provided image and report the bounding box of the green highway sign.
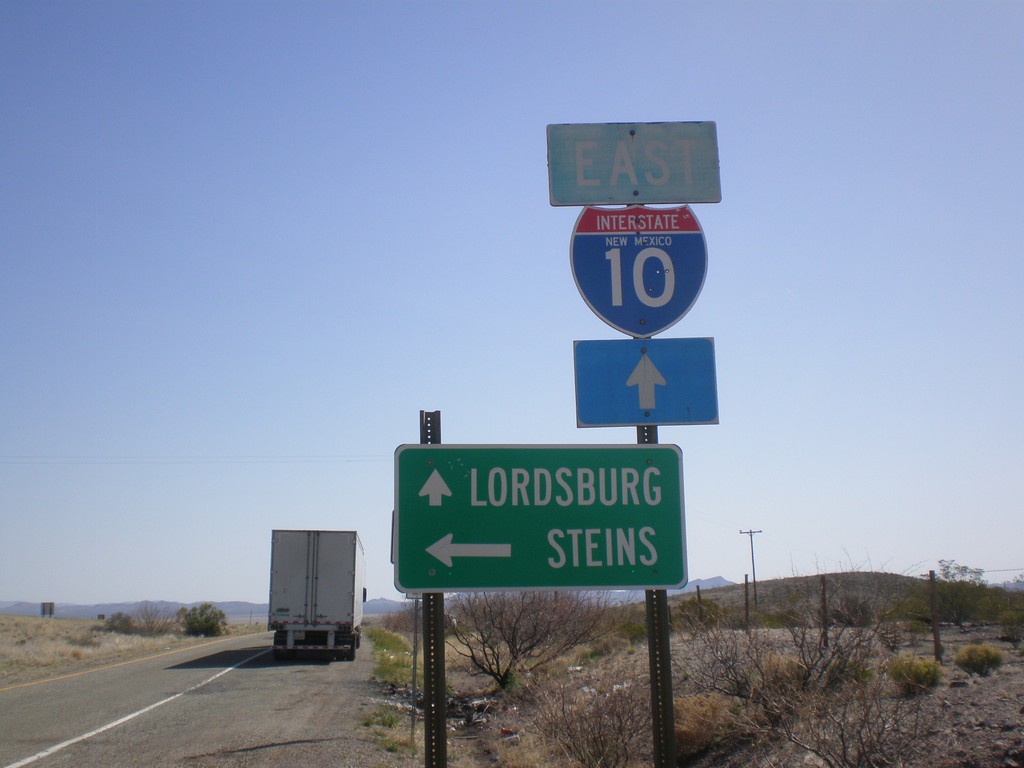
[394,444,686,593]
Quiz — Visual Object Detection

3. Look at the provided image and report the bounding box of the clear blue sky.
[3,1,1022,604]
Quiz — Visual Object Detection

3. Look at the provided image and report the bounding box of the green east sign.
[394,444,686,593]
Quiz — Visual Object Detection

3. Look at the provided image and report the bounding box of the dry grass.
[0,615,265,686]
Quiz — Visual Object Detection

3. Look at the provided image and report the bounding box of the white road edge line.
[4,648,269,768]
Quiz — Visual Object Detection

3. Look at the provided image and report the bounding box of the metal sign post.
[638,425,677,768]
[419,410,446,768]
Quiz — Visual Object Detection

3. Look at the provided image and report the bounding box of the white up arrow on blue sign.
[574,338,719,427]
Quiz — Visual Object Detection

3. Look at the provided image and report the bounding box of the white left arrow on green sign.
[426,533,512,567]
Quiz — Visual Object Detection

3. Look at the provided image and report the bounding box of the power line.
[0,455,392,465]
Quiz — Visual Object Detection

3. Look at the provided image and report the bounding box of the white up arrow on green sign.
[394,444,686,593]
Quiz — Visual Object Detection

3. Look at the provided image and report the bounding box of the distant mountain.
[1,597,406,620]
[0,579,733,619]
[0,601,40,616]
[0,600,268,620]
[364,597,403,615]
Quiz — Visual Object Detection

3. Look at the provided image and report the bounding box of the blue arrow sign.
[574,338,719,427]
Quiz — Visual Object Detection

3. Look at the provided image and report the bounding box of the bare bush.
[532,676,650,768]
[767,674,925,768]
[134,602,180,636]
[379,602,417,634]
[999,609,1024,649]
[445,591,610,689]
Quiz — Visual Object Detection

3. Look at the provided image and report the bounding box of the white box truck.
[268,530,365,661]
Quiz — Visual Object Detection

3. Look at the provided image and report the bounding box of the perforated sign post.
[571,205,707,338]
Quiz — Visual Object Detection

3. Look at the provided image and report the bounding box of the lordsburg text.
[469,466,663,508]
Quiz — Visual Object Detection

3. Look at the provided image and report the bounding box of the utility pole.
[739,529,763,607]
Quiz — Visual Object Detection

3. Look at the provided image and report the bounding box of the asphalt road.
[0,632,405,768]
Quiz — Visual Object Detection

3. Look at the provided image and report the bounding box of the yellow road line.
[0,633,268,693]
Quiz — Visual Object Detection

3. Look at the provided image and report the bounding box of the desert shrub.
[134,602,179,636]
[674,693,733,761]
[445,591,610,690]
[103,605,179,637]
[379,602,417,634]
[579,633,630,662]
[615,619,648,646]
[787,622,881,691]
[999,609,1024,648]
[532,677,650,768]
[178,603,227,637]
[906,619,929,636]
[104,612,137,635]
[896,562,1003,627]
[934,560,995,626]
[887,655,942,695]
[673,596,727,632]
[756,608,799,629]
[756,653,805,695]
[833,594,876,627]
[877,622,906,652]
[782,674,927,768]
[954,643,1003,676]
[678,622,759,701]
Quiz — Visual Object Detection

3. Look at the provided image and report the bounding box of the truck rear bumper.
[271,628,359,661]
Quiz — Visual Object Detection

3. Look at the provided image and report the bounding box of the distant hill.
[0,597,405,620]
[677,571,925,615]
[608,576,736,605]
[365,597,403,615]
